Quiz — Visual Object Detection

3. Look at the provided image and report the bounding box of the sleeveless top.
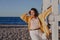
[30,17,40,29]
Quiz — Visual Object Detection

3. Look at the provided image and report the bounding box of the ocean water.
[0,17,27,25]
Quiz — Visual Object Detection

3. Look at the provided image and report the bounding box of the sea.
[0,17,27,25]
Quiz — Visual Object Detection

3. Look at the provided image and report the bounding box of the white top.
[30,17,40,29]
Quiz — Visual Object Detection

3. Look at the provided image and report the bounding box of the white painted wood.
[52,0,58,40]
[43,0,51,24]
[43,0,59,40]
[43,0,51,11]
[58,0,60,4]
[55,15,60,29]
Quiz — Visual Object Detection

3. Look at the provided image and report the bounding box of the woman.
[21,7,52,40]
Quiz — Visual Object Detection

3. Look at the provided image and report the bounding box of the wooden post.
[52,0,58,40]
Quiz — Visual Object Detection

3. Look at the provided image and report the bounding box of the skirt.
[29,30,48,40]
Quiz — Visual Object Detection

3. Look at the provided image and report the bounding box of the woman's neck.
[30,16,37,19]
[32,16,37,19]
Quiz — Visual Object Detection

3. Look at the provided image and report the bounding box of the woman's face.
[30,10,35,17]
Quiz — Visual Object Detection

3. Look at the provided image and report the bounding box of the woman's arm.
[38,6,52,19]
[20,13,29,23]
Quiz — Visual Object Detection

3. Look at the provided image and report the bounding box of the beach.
[0,25,31,40]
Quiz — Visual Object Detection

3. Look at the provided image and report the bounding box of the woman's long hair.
[29,8,39,17]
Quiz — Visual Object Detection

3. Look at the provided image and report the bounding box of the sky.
[0,0,60,17]
[0,0,42,17]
